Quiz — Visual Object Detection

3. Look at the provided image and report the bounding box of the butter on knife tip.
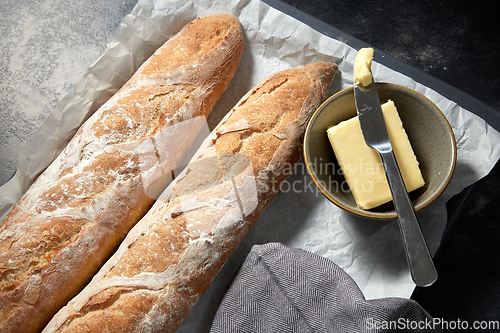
[353,47,374,87]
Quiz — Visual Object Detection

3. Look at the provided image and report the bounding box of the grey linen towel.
[210,242,440,333]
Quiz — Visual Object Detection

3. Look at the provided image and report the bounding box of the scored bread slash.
[0,14,244,333]
[43,62,338,333]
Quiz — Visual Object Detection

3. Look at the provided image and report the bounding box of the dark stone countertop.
[277,0,500,329]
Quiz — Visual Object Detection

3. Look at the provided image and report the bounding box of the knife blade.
[354,83,438,287]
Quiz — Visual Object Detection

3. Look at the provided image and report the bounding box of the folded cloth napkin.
[210,242,440,333]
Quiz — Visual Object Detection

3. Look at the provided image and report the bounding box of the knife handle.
[379,151,438,287]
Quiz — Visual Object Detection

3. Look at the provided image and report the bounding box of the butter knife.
[354,83,438,287]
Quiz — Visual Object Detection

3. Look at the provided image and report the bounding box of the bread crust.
[0,14,244,333]
[43,62,338,333]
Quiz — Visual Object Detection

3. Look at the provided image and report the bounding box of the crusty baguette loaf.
[43,62,338,333]
[0,14,244,333]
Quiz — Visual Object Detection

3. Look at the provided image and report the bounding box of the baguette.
[43,62,338,333]
[0,14,244,333]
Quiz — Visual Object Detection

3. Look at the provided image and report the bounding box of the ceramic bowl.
[304,83,457,219]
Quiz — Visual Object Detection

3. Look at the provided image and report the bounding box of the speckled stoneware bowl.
[304,82,457,219]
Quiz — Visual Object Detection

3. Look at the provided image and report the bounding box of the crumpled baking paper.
[1,0,499,330]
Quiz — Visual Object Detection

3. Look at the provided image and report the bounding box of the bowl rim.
[303,82,457,220]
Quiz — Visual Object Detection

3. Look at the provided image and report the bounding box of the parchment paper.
[1,0,499,330]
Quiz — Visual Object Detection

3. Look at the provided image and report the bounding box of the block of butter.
[326,100,425,210]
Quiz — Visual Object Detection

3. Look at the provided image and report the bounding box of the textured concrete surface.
[0,0,138,184]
